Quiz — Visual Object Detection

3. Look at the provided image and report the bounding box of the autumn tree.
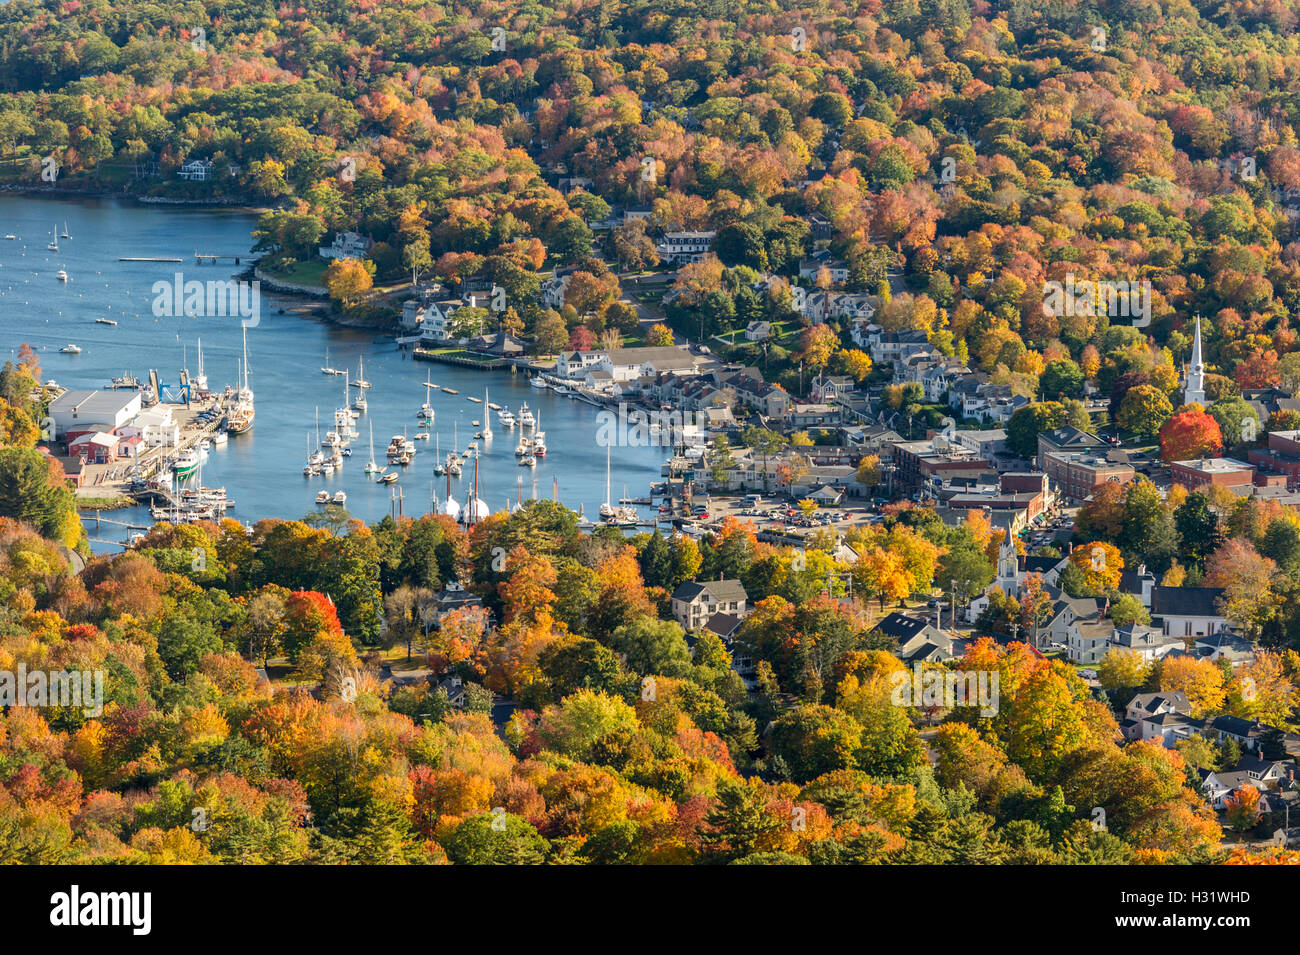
[1159,408,1223,462]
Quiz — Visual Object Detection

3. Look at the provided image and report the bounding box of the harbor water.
[0,195,673,552]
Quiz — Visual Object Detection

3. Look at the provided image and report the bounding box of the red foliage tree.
[1159,409,1223,462]
[568,325,595,351]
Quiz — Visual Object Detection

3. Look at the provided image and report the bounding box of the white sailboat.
[227,326,255,434]
[600,444,615,520]
[303,432,319,476]
[193,338,208,392]
[47,225,58,252]
[533,410,546,456]
[364,420,382,473]
[322,346,340,375]
[419,377,436,421]
[353,356,370,389]
[481,387,493,438]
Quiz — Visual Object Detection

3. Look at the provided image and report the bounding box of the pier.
[413,348,508,370]
[73,396,230,504]
[120,257,184,263]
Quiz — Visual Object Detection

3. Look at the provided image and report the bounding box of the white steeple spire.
[1184,314,1205,407]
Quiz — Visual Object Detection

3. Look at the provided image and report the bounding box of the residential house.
[177,159,214,181]
[1122,691,1191,740]
[657,231,716,265]
[873,612,957,663]
[671,579,749,631]
[319,231,373,261]
[797,250,849,283]
[1111,624,1182,662]
[431,581,484,626]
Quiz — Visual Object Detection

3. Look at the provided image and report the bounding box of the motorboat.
[332,491,347,505]
[315,491,331,505]
[59,343,81,354]
[173,450,200,478]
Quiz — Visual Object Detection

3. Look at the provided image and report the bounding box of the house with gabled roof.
[1152,586,1228,638]
[873,612,957,663]
[671,578,749,631]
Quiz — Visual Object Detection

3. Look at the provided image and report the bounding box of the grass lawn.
[261,259,329,288]
[76,495,133,509]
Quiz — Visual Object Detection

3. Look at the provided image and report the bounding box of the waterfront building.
[48,390,142,440]
[319,231,374,261]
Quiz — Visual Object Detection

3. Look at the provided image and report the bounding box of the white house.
[541,274,570,309]
[1152,586,1229,638]
[657,231,716,265]
[556,345,705,382]
[319,231,373,261]
[120,406,179,448]
[1110,624,1182,662]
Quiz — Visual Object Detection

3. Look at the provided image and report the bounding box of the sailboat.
[419,378,436,421]
[532,410,546,456]
[364,420,382,473]
[303,433,319,476]
[193,338,208,392]
[599,445,615,521]
[352,356,370,389]
[334,372,358,439]
[322,346,340,376]
[60,220,71,239]
[47,225,58,252]
[480,388,493,438]
[434,435,446,476]
[227,326,255,435]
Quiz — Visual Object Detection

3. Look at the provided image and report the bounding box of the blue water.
[0,195,671,551]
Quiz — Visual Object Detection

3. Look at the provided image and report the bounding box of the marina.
[0,195,690,551]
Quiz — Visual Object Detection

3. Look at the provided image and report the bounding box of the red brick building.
[1170,457,1255,491]
[1042,450,1135,502]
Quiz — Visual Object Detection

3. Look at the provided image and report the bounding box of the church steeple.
[995,526,1019,594]
[1184,314,1205,407]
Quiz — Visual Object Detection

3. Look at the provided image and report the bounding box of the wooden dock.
[413,349,507,370]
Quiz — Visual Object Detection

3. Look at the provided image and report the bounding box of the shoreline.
[0,182,272,212]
